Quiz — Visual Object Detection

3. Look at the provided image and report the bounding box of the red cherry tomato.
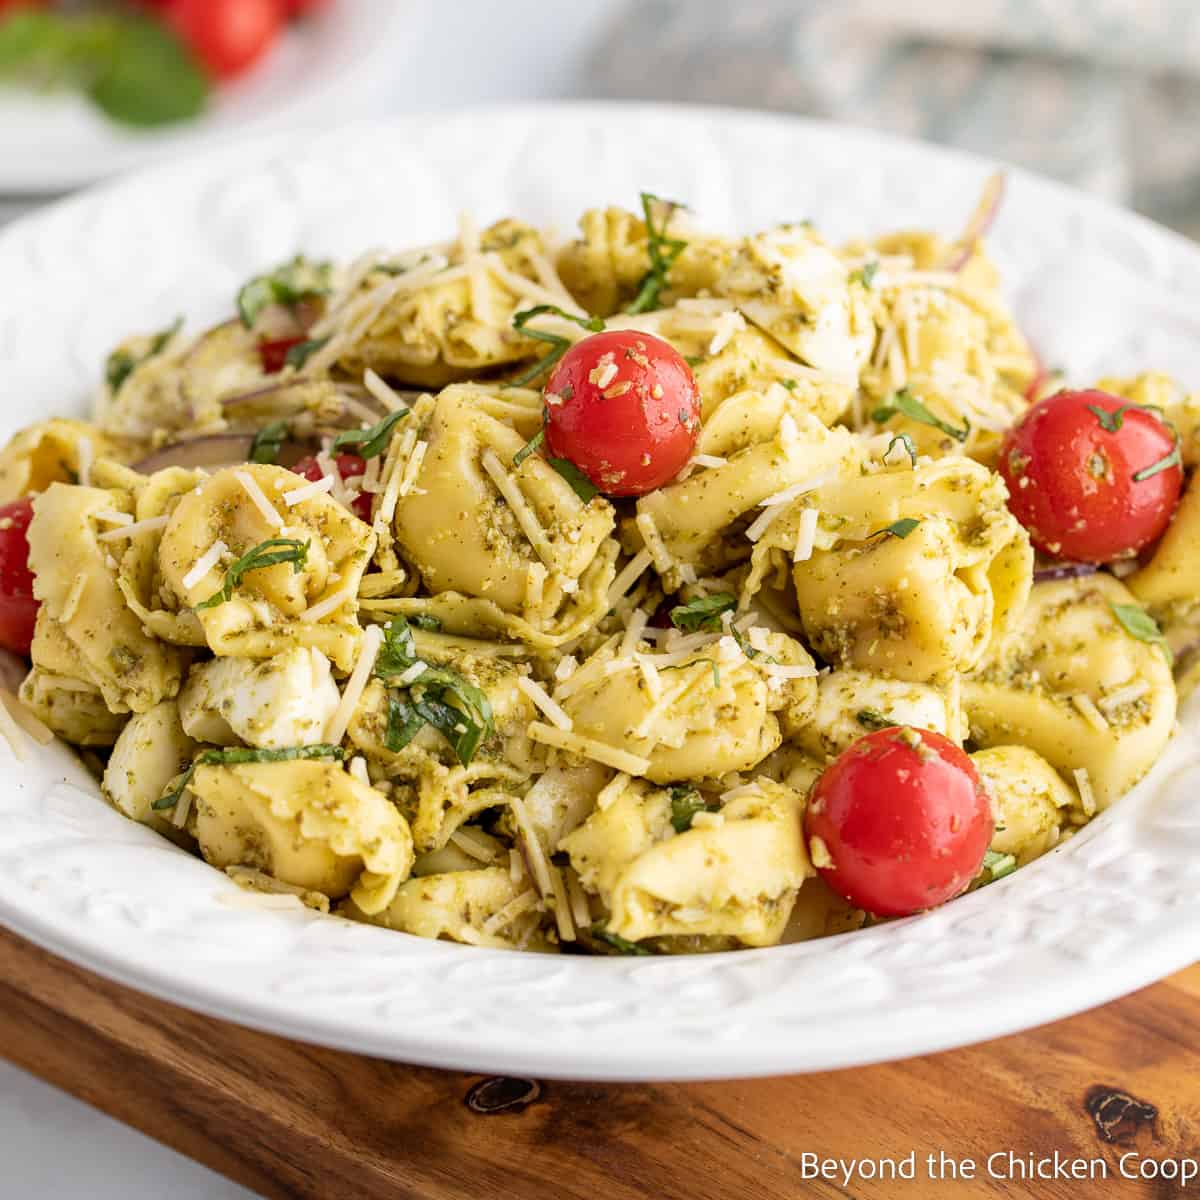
[999,389,1182,563]
[542,330,700,496]
[291,453,372,522]
[804,728,994,917]
[165,0,284,79]
[284,0,332,14]
[0,498,40,657]
[257,335,305,374]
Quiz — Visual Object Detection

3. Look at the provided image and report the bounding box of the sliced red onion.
[945,172,1006,272]
[1033,562,1099,583]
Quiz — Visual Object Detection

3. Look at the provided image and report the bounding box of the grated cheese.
[283,474,335,506]
[619,607,649,658]
[707,308,746,355]
[588,357,619,390]
[396,440,427,499]
[508,794,554,897]
[527,722,650,775]
[481,888,540,937]
[608,549,653,606]
[553,655,578,682]
[59,573,87,624]
[757,473,833,510]
[449,828,498,864]
[1071,693,1110,733]
[547,862,576,942]
[181,539,227,591]
[362,368,406,414]
[689,454,728,470]
[635,654,664,700]
[762,661,819,680]
[171,787,193,828]
[480,449,555,567]
[300,581,356,624]
[720,780,764,802]
[76,436,93,487]
[98,514,169,542]
[634,512,674,575]
[348,755,371,786]
[93,509,132,526]
[1099,680,1151,714]
[565,868,592,929]
[793,506,819,562]
[1073,766,1098,818]
[516,675,573,731]
[596,772,631,811]
[235,469,283,529]
[324,622,383,744]
[524,562,547,611]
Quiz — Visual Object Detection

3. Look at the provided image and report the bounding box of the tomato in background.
[290,453,373,522]
[0,498,40,657]
[165,0,284,79]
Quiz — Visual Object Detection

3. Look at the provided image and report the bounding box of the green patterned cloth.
[589,1,1200,233]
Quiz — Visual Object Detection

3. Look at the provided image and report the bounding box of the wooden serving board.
[1,924,1197,1200]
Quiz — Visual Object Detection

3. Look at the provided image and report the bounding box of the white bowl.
[0,103,1198,1082]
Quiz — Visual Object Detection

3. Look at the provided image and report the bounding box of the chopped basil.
[868,517,921,540]
[850,261,879,288]
[284,335,330,370]
[625,192,688,315]
[105,315,182,395]
[884,432,918,467]
[976,849,1018,887]
[547,456,600,503]
[408,613,443,631]
[1111,603,1173,664]
[872,387,970,443]
[506,305,605,388]
[513,428,545,467]
[331,407,408,459]
[248,420,290,465]
[590,924,655,955]
[670,592,735,632]
[236,255,331,329]
[855,708,895,731]
[153,743,344,810]
[1085,402,1182,482]
[194,537,309,610]
[669,785,717,833]
[374,617,495,765]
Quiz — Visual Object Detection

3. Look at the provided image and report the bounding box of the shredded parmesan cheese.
[527,722,650,775]
[508,794,554,897]
[300,581,356,624]
[517,675,573,730]
[181,539,227,591]
[92,509,132,526]
[1071,693,1110,733]
[348,755,371,786]
[608,549,653,606]
[324,623,383,744]
[97,514,169,542]
[234,469,284,529]
[76,436,93,487]
[59,573,87,623]
[793,506,819,562]
[1099,680,1150,714]
[634,512,674,574]
[449,828,498,863]
[480,449,555,567]
[1073,766,1098,817]
[596,772,631,811]
[481,888,540,937]
[283,474,335,506]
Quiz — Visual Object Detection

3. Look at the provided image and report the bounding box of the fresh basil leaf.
[868,517,921,540]
[153,743,344,810]
[1111,603,1173,664]
[669,785,717,833]
[384,695,426,753]
[88,15,207,128]
[248,420,289,465]
[669,592,735,633]
[194,537,309,610]
[506,305,605,388]
[590,924,655,955]
[237,255,332,329]
[513,428,545,467]
[625,192,688,315]
[374,616,419,675]
[409,614,442,631]
[284,335,330,370]
[872,388,970,443]
[105,315,182,395]
[975,848,1017,888]
[331,407,407,460]
[855,709,895,731]
[547,457,600,503]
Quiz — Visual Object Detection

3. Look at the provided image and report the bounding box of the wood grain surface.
[1,924,1197,1200]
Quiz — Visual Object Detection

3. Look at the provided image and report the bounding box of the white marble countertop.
[0,2,622,1196]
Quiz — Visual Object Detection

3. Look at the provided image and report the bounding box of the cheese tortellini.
[5,185,1191,958]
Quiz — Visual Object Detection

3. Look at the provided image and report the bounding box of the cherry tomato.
[0,498,40,657]
[291,453,372,522]
[542,330,700,496]
[165,0,284,79]
[284,0,332,14]
[257,335,305,374]
[804,727,994,917]
[999,389,1182,563]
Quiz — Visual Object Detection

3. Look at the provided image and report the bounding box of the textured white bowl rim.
[0,102,1197,1082]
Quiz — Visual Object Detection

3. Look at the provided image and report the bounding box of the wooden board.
[1,924,1197,1200]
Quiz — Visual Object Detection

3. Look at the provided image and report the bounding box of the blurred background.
[3,0,1197,1197]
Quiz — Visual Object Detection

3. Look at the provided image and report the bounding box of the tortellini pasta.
[970,746,1076,866]
[560,776,812,946]
[192,759,414,914]
[965,576,1176,808]
[158,463,374,671]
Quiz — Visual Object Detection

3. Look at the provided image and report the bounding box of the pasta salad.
[0,179,1192,954]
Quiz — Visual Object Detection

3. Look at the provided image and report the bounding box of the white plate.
[0,2,411,194]
[0,103,1198,1082]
